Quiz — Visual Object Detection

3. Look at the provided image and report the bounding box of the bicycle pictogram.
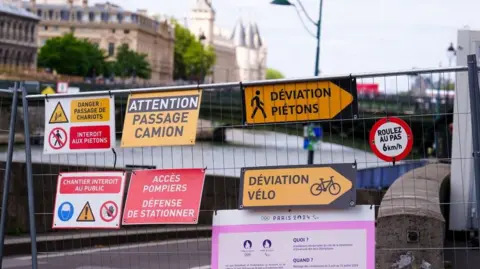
[310,176,342,196]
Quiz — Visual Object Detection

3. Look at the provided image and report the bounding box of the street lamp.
[447,42,456,67]
[271,0,323,164]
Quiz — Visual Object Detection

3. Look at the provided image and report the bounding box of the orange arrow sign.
[239,164,356,208]
[243,79,357,124]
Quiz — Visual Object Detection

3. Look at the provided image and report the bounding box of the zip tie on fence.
[112,148,117,169]
[370,204,373,210]
[197,82,201,92]
[108,90,112,98]
[44,94,49,102]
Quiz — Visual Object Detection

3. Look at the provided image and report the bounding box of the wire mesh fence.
[0,64,478,269]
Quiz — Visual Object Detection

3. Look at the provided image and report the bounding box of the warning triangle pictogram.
[76,201,95,222]
[49,102,69,124]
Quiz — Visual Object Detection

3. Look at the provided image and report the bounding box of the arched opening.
[11,22,16,40]
[30,24,35,42]
[25,23,30,42]
[16,51,21,67]
[3,50,9,65]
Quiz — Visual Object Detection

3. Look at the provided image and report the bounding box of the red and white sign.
[69,125,111,150]
[57,81,69,93]
[369,117,413,162]
[52,172,126,229]
[122,168,206,225]
[43,95,115,154]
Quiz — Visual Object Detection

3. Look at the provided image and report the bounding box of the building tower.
[189,0,215,45]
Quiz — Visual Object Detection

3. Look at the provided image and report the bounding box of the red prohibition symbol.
[369,117,413,163]
[100,201,119,222]
[49,127,67,150]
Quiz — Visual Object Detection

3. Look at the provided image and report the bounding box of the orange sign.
[243,79,358,124]
[121,90,202,147]
[239,164,356,208]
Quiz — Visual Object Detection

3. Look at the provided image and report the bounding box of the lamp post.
[271,0,323,164]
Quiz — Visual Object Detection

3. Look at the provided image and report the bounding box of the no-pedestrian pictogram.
[100,201,118,222]
[49,102,69,124]
[49,127,67,150]
[76,201,95,222]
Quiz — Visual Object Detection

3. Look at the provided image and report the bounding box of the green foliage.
[37,33,108,77]
[172,21,216,81]
[113,44,152,79]
[266,68,285,79]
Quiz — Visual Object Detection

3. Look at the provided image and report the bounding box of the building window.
[76,11,83,21]
[124,29,130,34]
[37,9,43,18]
[11,23,16,40]
[41,39,46,46]
[131,14,138,23]
[54,26,59,31]
[112,29,116,33]
[101,12,109,22]
[108,43,115,56]
[44,25,48,30]
[89,12,95,22]
[48,10,54,20]
[117,13,123,23]
[0,22,3,38]
[5,22,9,39]
[60,10,70,21]
[24,25,29,42]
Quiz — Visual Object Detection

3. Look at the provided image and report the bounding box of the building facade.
[23,0,175,84]
[188,0,267,82]
[0,0,39,69]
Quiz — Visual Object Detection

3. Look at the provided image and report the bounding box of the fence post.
[466,54,480,236]
[0,84,19,266]
[21,83,38,269]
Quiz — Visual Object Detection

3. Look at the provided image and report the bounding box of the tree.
[266,68,285,80]
[37,33,107,77]
[114,44,152,80]
[172,21,216,81]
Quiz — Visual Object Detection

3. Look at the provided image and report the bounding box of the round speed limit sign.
[369,117,413,162]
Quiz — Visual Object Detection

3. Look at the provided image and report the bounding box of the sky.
[89,0,480,91]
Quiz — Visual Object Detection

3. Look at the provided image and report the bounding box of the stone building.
[0,0,39,69]
[188,0,267,82]
[22,0,175,84]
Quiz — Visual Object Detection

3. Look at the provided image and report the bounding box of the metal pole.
[466,54,480,239]
[21,83,38,269]
[307,0,323,165]
[0,84,19,266]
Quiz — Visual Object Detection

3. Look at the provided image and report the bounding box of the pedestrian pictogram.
[49,102,69,124]
[57,201,74,222]
[48,127,67,150]
[239,164,357,209]
[99,201,118,222]
[250,90,267,119]
[76,201,95,222]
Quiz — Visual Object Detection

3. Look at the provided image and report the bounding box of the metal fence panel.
[0,64,478,269]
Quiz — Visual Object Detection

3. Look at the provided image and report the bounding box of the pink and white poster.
[212,205,375,269]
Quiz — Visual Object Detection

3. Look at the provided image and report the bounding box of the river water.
[0,129,385,177]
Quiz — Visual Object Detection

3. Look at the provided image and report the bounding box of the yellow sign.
[49,102,69,124]
[41,86,55,95]
[71,98,110,122]
[76,202,95,222]
[243,80,355,124]
[121,90,202,147]
[240,165,355,208]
